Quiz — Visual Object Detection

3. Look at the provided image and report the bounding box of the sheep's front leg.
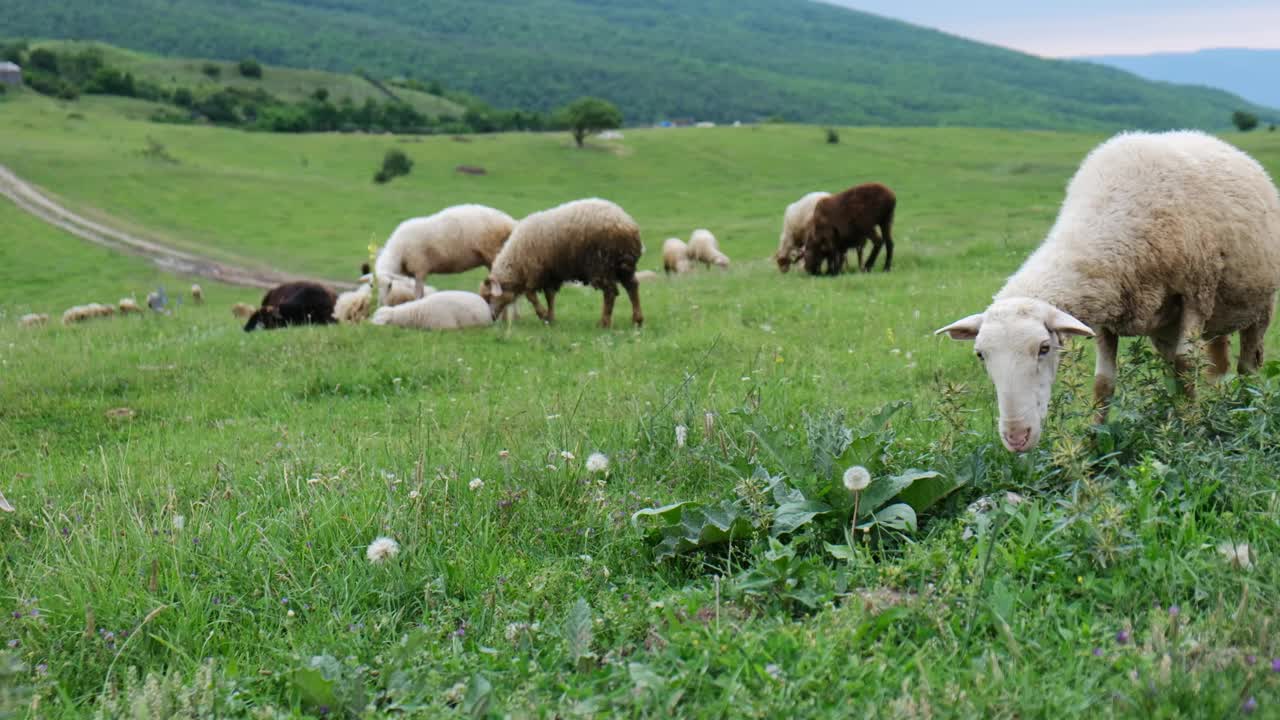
[414,275,427,300]
[599,285,617,328]
[1093,329,1118,424]
[854,242,865,274]
[1152,310,1205,397]
[862,232,881,272]
[623,277,644,327]
[1206,335,1231,381]
[1238,302,1273,375]
[543,289,558,324]
[524,291,547,321]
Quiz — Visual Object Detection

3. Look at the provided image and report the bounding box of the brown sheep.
[806,183,897,276]
[244,282,337,332]
[480,198,644,328]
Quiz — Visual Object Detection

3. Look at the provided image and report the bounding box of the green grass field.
[2,90,1280,718]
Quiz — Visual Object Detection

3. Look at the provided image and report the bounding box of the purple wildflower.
[1245,655,1257,666]
[10,611,19,619]
[1271,658,1280,673]
[1168,605,1180,618]
[281,598,289,605]
[1116,630,1130,645]
[1242,697,1257,715]
[5,639,17,649]
[1093,647,1103,657]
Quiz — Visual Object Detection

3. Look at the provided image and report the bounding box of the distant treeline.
[1,41,561,135]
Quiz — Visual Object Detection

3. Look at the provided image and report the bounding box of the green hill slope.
[4,0,1275,130]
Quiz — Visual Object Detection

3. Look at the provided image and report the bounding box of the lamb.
[231,302,256,320]
[937,131,1280,453]
[373,205,516,302]
[480,198,644,328]
[370,291,493,330]
[806,183,896,275]
[634,270,659,283]
[334,282,436,324]
[662,238,691,274]
[244,282,338,332]
[118,298,142,314]
[19,313,48,328]
[687,229,730,269]
[775,191,830,273]
[190,284,204,305]
[61,304,98,325]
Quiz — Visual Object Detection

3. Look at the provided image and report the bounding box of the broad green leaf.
[897,472,964,514]
[564,597,594,664]
[862,400,910,433]
[771,500,832,536]
[859,469,939,518]
[292,667,337,709]
[628,662,666,692]
[631,501,696,534]
[463,673,492,718]
[824,542,857,561]
[869,503,917,532]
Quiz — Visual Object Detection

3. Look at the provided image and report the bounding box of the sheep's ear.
[488,279,503,297]
[1047,308,1094,338]
[360,263,371,275]
[935,313,984,341]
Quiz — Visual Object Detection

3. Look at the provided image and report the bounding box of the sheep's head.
[479,275,515,319]
[775,251,793,273]
[936,298,1093,453]
[244,305,283,332]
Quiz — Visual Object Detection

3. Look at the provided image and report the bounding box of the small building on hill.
[0,62,21,87]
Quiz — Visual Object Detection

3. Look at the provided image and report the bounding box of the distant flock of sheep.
[16,130,1280,454]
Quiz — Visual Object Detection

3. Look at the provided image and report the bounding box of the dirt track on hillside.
[0,164,355,291]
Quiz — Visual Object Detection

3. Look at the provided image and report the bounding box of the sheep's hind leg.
[599,285,618,328]
[1093,329,1118,424]
[524,291,547,321]
[1238,303,1273,375]
[543,289,558,324]
[1152,310,1205,397]
[623,277,644,327]
[863,231,883,272]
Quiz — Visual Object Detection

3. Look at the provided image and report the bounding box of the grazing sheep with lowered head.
[244,282,337,332]
[118,298,143,314]
[371,290,493,330]
[480,198,644,328]
[662,238,691,274]
[775,191,830,273]
[937,131,1280,453]
[374,205,515,302]
[807,183,896,275]
[687,229,729,269]
[19,313,48,328]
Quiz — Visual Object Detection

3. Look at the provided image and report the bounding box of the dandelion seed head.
[365,536,401,564]
[843,466,872,492]
[675,425,688,448]
[469,478,485,491]
[560,450,575,461]
[172,515,185,531]
[586,453,609,473]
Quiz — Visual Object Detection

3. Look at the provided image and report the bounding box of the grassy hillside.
[1081,48,1280,112]
[4,0,1277,130]
[2,93,1280,716]
[29,40,463,119]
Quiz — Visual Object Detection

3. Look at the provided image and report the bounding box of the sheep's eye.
[975,351,985,362]
[1038,342,1052,357]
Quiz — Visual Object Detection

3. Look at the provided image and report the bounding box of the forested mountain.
[1081,49,1280,111]
[4,0,1274,129]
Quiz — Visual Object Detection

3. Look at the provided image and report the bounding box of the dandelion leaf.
[771,500,832,537]
[564,598,594,665]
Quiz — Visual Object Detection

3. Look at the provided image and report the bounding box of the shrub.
[373,148,413,184]
[1,40,27,64]
[201,63,221,79]
[312,87,329,102]
[826,128,840,144]
[1231,110,1259,132]
[173,87,194,107]
[238,58,263,79]
[27,48,58,73]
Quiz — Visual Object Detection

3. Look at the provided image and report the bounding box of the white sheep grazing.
[191,284,204,305]
[775,191,830,273]
[19,313,48,328]
[370,290,493,330]
[61,305,92,325]
[479,198,645,328]
[662,238,691,274]
[687,229,729,269]
[937,131,1280,453]
[118,298,143,314]
[374,205,516,302]
[334,282,437,324]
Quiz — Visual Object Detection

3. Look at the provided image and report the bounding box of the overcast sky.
[823,1,1280,57]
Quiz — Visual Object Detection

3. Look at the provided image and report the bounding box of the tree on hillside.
[1232,110,1259,132]
[238,58,263,79]
[560,97,622,148]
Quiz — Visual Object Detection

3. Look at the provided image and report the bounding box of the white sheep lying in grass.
[374,205,516,302]
[775,191,830,272]
[937,130,1280,453]
[334,281,436,324]
[635,270,659,283]
[687,229,729,268]
[662,238,691,274]
[118,298,142,314]
[370,290,493,330]
[19,313,48,328]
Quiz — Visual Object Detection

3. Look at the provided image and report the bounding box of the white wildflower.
[469,478,485,492]
[408,489,420,500]
[365,536,401,564]
[586,453,609,474]
[286,609,295,618]
[1217,541,1254,571]
[675,424,688,448]
[499,449,510,459]
[843,466,872,492]
[505,622,532,642]
[560,450,575,461]
[172,515,186,531]
[443,682,467,706]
